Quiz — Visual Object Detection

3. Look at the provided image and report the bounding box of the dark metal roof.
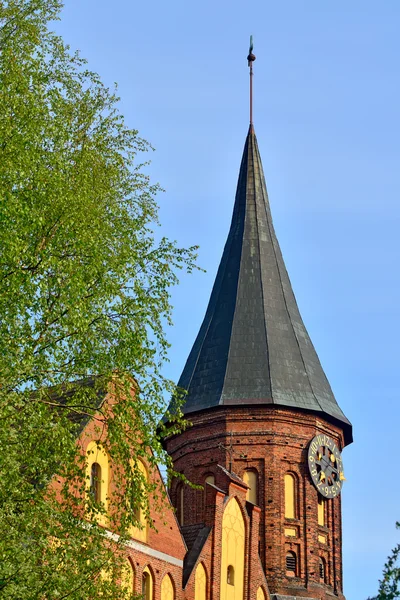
[178,125,352,444]
[182,524,211,587]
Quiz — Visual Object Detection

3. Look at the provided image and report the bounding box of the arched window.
[142,567,153,600]
[286,551,297,577]
[130,459,148,543]
[318,496,325,526]
[243,470,258,504]
[257,587,266,600]
[284,473,296,519]
[194,563,207,600]
[90,462,102,503]
[121,559,135,594]
[160,573,175,600]
[220,498,245,600]
[319,557,327,584]
[205,474,215,487]
[86,441,109,525]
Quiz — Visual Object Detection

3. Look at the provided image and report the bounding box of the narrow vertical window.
[286,551,297,577]
[243,470,258,504]
[121,559,134,594]
[129,459,148,543]
[194,563,207,600]
[90,462,101,503]
[318,496,325,526]
[86,441,109,525]
[180,485,184,525]
[284,473,296,519]
[227,565,235,585]
[176,484,184,525]
[142,567,153,600]
[319,558,327,583]
[161,574,175,600]
[220,498,245,600]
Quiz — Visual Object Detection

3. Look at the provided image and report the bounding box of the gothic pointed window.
[142,567,153,600]
[161,573,174,600]
[257,587,266,600]
[220,498,245,600]
[121,559,135,594]
[194,563,207,600]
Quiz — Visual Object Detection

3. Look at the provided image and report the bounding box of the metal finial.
[247,36,256,125]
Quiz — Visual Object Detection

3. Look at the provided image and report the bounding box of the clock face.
[308,434,344,499]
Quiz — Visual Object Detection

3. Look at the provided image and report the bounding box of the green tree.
[0,1,197,597]
[370,523,400,600]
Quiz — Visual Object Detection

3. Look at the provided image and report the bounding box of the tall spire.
[177,49,352,444]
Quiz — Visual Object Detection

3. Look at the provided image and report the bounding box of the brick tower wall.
[165,406,347,600]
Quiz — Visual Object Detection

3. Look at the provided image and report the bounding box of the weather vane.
[247,35,256,126]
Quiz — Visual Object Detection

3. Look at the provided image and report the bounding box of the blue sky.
[55,2,400,598]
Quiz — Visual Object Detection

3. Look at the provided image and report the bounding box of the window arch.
[284,473,297,519]
[161,573,175,600]
[130,459,148,543]
[86,441,109,524]
[243,470,258,504]
[227,565,235,585]
[318,496,325,526]
[142,566,153,600]
[319,557,327,584]
[194,563,207,600]
[286,551,297,577]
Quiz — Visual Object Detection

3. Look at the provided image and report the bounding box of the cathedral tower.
[165,46,352,600]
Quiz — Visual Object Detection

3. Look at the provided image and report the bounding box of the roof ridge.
[250,131,273,404]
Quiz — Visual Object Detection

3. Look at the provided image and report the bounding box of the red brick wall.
[76,397,186,561]
[165,406,348,600]
[126,548,184,600]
